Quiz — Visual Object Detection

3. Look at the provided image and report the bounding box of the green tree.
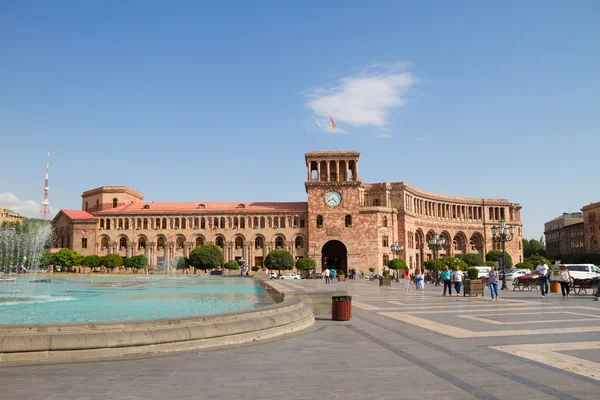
[72,252,84,266]
[264,250,294,273]
[388,258,407,271]
[525,255,552,268]
[426,256,469,271]
[38,252,54,267]
[455,253,484,267]
[485,250,513,268]
[188,244,224,272]
[124,255,148,269]
[102,254,123,269]
[523,238,547,258]
[296,257,316,273]
[368,267,375,273]
[82,255,102,268]
[224,260,240,271]
[52,249,78,267]
[176,257,189,270]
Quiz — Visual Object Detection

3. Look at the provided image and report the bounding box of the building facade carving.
[53,150,523,272]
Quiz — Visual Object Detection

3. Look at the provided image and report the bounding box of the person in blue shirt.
[331,269,337,282]
[441,266,453,296]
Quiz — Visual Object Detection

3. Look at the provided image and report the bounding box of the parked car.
[315,273,323,279]
[280,273,301,280]
[210,270,224,276]
[269,272,278,279]
[550,264,600,281]
[473,266,491,278]
[505,269,530,281]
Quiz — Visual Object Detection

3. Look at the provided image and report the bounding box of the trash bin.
[550,281,560,293]
[332,296,352,321]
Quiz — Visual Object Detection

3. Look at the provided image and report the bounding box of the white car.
[505,269,530,281]
[269,272,278,279]
[550,264,600,281]
[280,273,301,280]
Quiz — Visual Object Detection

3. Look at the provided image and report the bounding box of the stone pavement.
[2,279,599,399]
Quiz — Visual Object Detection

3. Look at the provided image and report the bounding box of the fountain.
[0,221,52,302]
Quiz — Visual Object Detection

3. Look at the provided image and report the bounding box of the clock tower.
[305,151,363,273]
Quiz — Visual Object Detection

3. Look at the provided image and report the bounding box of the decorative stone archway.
[321,240,348,274]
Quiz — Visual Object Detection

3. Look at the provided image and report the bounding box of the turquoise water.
[0,275,274,324]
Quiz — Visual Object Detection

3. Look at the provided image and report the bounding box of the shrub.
[102,254,123,269]
[124,255,148,269]
[455,253,484,267]
[251,266,259,272]
[224,260,240,271]
[485,261,495,267]
[515,262,534,270]
[52,248,84,267]
[382,270,390,277]
[525,255,552,268]
[486,250,513,268]
[188,244,224,271]
[467,268,479,280]
[176,257,189,270]
[368,268,375,273]
[82,255,102,268]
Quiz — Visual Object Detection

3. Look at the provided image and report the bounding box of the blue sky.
[1,1,598,239]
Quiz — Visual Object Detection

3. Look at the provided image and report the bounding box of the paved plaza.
[2,278,600,399]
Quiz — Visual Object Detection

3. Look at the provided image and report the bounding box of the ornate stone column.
[335,160,340,181]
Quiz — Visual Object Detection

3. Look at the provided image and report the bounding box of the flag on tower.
[329,115,337,130]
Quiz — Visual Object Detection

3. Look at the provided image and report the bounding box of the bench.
[512,277,539,291]
[572,278,599,295]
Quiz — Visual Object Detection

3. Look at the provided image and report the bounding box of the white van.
[473,266,491,278]
[550,264,600,281]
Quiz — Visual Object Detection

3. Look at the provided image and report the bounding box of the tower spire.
[39,151,51,221]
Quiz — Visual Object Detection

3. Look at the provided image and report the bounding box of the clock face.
[325,191,342,207]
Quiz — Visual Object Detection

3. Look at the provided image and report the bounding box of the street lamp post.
[491,219,515,290]
[311,244,317,278]
[390,241,404,282]
[428,234,446,286]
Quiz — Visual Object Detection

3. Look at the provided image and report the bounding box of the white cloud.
[305,63,417,132]
[0,193,40,218]
[376,132,393,139]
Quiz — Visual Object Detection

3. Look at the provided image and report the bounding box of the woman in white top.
[452,266,463,296]
[558,265,572,298]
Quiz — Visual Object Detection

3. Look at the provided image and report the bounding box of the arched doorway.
[322,240,347,273]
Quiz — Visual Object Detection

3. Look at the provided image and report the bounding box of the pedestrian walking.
[452,266,463,296]
[403,268,411,291]
[415,268,424,290]
[489,266,499,301]
[536,260,549,298]
[331,268,337,283]
[441,266,452,296]
[558,265,571,298]
[324,267,331,284]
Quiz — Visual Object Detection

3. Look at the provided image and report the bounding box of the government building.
[52,151,524,273]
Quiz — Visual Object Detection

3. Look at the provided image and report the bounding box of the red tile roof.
[98,202,308,214]
[61,210,96,220]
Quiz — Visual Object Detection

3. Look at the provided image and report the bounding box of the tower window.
[345,215,352,227]
[382,235,389,247]
[383,216,388,227]
[112,198,118,208]
[316,215,323,228]
[81,238,87,249]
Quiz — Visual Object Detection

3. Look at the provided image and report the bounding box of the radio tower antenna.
[39,151,52,220]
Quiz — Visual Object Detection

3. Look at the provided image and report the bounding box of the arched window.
[124,219,129,230]
[162,218,167,229]
[175,218,180,229]
[143,204,150,209]
[275,237,284,249]
[100,219,105,229]
[280,217,285,228]
[295,237,304,248]
[213,217,218,228]
[220,217,225,229]
[293,217,299,228]
[215,237,224,248]
[101,237,109,250]
[273,217,279,229]
[119,237,127,250]
[106,219,111,230]
[253,217,259,228]
[143,218,148,229]
[235,237,243,248]
[138,237,146,250]
[194,217,199,229]
[240,217,245,229]
[345,215,352,227]
[201,217,206,229]
[238,204,245,209]
[157,237,165,250]
[233,217,239,229]
[255,237,263,248]
[112,198,118,208]
[316,215,323,228]
[260,217,266,228]
[198,204,205,209]
[382,216,388,227]
[176,237,185,249]
[181,218,186,229]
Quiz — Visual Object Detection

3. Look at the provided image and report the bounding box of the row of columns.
[309,160,358,182]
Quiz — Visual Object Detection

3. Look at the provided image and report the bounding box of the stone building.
[52,150,523,273]
[544,213,585,260]
[0,206,25,225]
[582,201,600,253]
